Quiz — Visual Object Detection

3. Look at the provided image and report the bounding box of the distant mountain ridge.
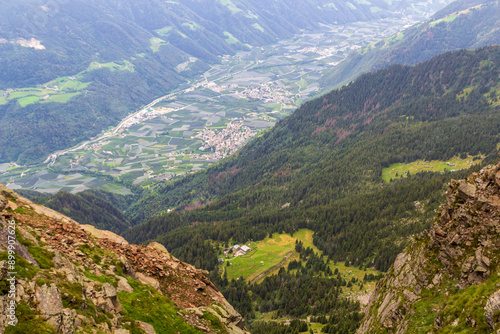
[320,0,500,90]
[0,0,453,164]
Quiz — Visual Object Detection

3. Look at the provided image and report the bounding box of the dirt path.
[250,251,294,285]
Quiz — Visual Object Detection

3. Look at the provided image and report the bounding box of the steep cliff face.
[358,161,500,333]
[0,183,246,334]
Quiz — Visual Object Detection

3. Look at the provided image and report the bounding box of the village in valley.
[1,18,418,195]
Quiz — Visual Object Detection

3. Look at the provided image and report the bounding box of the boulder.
[117,277,134,293]
[457,182,476,200]
[147,242,170,256]
[495,170,500,187]
[102,283,117,298]
[114,329,130,334]
[80,225,128,245]
[136,272,160,290]
[120,256,136,279]
[138,321,156,334]
[100,283,122,313]
[36,284,63,316]
[61,308,77,334]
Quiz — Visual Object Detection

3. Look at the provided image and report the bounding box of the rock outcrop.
[0,182,247,333]
[358,161,500,333]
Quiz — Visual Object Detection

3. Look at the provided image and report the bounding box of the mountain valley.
[0,18,421,195]
[1,0,500,333]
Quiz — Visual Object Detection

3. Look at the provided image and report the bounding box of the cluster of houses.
[219,244,252,263]
[233,244,251,256]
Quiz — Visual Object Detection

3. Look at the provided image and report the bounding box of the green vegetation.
[149,37,167,52]
[223,31,239,45]
[24,189,132,234]
[46,92,81,103]
[407,271,500,333]
[156,26,173,36]
[219,0,242,14]
[429,14,458,27]
[224,228,382,300]
[0,77,89,107]
[115,46,500,329]
[182,22,200,31]
[225,232,298,281]
[5,301,56,334]
[216,243,364,331]
[383,31,404,43]
[18,96,40,107]
[88,61,126,71]
[202,311,228,334]
[382,155,482,182]
[84,271,119,286]
[252,23,265,32]
[118,278,204,334]
[321,0,500,90]
[0,252,39,279]
[127,47,500,274]
[0,0,469,164]
[25,245,54,270]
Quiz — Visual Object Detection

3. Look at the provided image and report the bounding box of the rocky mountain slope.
[357,159,500,333]
[321,0,500,90]
[0,182,246,334]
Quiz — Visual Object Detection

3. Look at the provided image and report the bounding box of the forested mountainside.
[357,160,500,333]
[0,0,452,165]
[321,0,500,90]
[16,189,134,234]
[124,45,500,273]
[0,182,247,333]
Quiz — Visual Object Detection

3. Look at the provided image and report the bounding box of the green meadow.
[0,59,133,107]
[150,37,167,52]
[224,229,381,295]
[382,155,482,183]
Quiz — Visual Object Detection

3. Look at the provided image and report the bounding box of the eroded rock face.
[358,162,500,333]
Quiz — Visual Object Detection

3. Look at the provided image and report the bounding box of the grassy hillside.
[222,229,381,295]
[0,182,246,333]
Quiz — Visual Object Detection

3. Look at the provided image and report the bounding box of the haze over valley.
[1,1,500,333]
[2,16,426,194]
